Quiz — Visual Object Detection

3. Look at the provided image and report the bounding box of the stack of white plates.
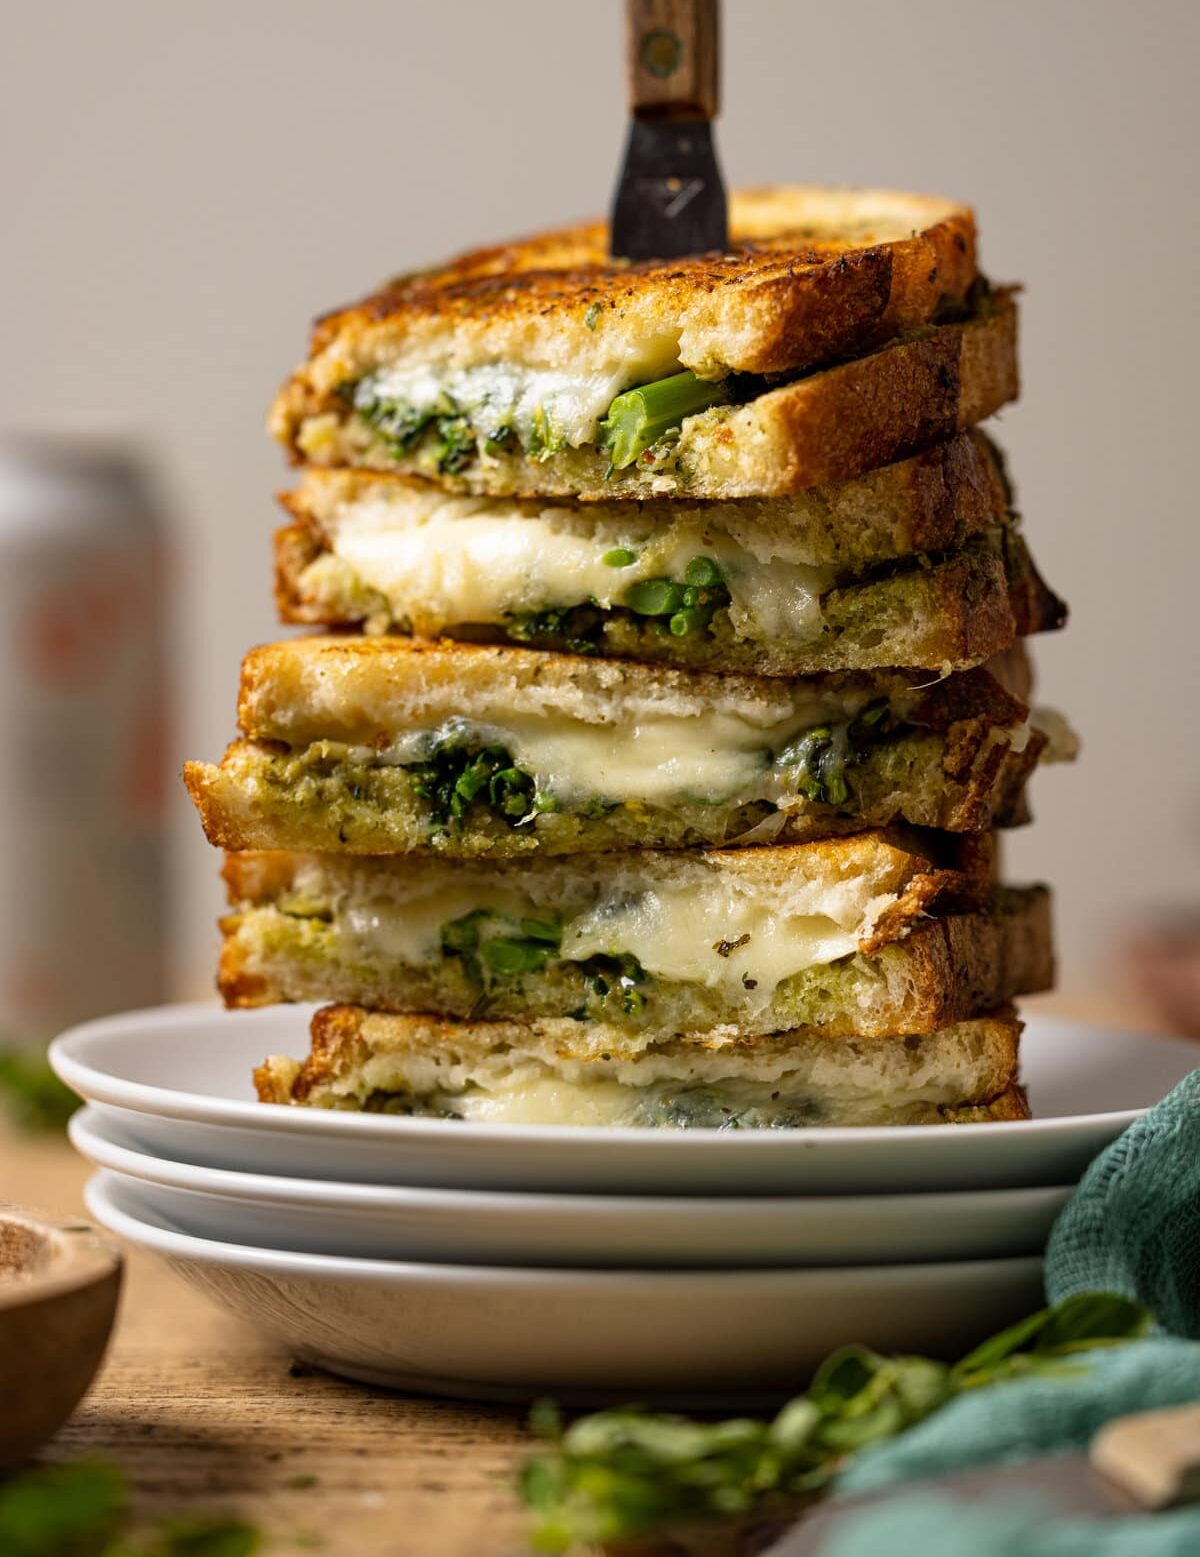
[52,1004,1194,1406]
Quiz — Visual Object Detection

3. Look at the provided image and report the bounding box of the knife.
[609,0,728,261]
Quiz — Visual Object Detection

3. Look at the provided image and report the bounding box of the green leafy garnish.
[482,938,557,976]
[482,423,516,457]
[0,1459,260,1557]
[0,1045,80,1132]
[598,370,731,470]
[519,1293,1150,1552]
[951,1290,1151,1387]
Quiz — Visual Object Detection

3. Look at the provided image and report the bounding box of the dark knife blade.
[610,0,728,261]
[611,117,727,261]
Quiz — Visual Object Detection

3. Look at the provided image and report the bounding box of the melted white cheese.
[317,493,833,643]
[562,877,884,1006]
[378,697,869,807]
[444,1076,642,1127]
[359,362,632,449]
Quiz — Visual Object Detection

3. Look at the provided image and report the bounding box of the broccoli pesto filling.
[261,857,895,1022]
[268,698,903,842]
[341,365,739,477]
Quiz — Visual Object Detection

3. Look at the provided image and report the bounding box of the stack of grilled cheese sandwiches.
[186,186,1072,1131]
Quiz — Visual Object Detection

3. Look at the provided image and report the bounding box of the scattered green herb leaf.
[0,1459,260,1557]
[0,1045,80,1132]
[520,1292,1151,1552]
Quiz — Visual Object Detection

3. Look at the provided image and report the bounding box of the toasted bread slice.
[276,286,1016,501]
[218,834,1051,1040]
[183,641,1048,856]
[273,429,1064,676]
[282,430,1009,574]
[254,1004,1028,1128]
[271,187,976,453]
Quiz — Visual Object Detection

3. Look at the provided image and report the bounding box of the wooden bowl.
[0,1204,122,1468]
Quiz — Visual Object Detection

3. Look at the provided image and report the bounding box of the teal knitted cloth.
[1044,1069,1200,1329]
[820,1494,1200,1557]
[827,1070,1200,1552]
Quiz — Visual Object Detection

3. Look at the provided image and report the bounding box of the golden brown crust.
[228,634,1032,743]
[219,829,956,907]
[857,887,1053,1028]
[941,1082,1030,1123]
[273,522,323,624]
[220,825,996,911]
[278,187,976,399]
[719,292,1018,495]
[1005,532,1068,638]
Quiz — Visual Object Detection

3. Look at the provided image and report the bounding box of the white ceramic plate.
[52,1004,1195,1194]
[86,1172,1045,1405]
[71,1108,1070,1268]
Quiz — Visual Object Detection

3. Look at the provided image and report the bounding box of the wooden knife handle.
[1091,1403,1200,1510]
[625,0,719,120]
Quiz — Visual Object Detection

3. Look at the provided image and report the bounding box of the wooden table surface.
[2,1123,534,1555]
[2,989,1176,1555]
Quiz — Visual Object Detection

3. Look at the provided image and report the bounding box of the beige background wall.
[2,0,1197,1000]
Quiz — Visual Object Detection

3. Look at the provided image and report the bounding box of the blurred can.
[0,435,168,1044]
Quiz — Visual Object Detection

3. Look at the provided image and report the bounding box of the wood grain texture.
[626,0,719,118]
[2,1125,533,1556]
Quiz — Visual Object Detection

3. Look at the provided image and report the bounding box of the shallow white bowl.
[71,1108,1070,1268]
[86,1171,1046,1405]
[52,1005,1196,1194]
